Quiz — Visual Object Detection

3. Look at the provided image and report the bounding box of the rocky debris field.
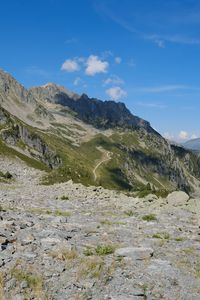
[0,157,200,300]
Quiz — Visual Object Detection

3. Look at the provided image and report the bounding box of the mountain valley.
[0,69,200,194]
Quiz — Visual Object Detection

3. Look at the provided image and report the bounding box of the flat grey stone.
[115,247,154,260]
[167,191,189,206]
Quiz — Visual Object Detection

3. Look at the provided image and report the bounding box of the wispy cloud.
[73,77,81,86]
[128,58,136,67]
[146,34,200,46]
[25,66,50,77]
[95,2,200,47]
[137,101,167,109]
[115,57,122,64]
[65,37,78,44]
[101,50,113,59]
[133,85,200,93]
[163,132,175,141]
[103,75,124,86]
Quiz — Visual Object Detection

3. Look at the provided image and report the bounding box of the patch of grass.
[100,220,113,226]
[124,210,134,217]
[154,189,170,198]
[0,170,12,179]
[0,272,5,300]
[100,219,127,226]
[137,185,170,199]
[60,195,69,200]
[11,269,42,287]
[196,271,200,278]
[83,247,94,256]
[11,268,43,297]
[152,233,170,240]
[183,247,196,255]
[29,208,71,217]
[137,189,152,198]
[0,140,49,171]
[195,269,200,278]
[0,205,5,212]
[51,248,78,261]
[54,209,71,217]
[114,221,127,225]
[83,245,115,256]
[100,210,118,217]
[77,256,104,280]
[95,244,115,256]
[174,237,185,242]
[142,214,157,222]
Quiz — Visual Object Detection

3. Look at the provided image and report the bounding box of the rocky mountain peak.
[30,83,153,131]
[0,68,36,105]
[30,83,80,103]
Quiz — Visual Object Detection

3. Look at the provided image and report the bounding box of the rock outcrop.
[0,158,200,300]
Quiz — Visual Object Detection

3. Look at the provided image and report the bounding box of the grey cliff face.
[0,69,36,105]
[31,85,153,131]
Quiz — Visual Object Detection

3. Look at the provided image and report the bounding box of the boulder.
[115,247,154,260]
[167,191,189,206]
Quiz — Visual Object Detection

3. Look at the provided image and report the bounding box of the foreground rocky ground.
[0,157,200,300]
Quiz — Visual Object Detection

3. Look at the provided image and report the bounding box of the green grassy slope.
[1,104,200,193]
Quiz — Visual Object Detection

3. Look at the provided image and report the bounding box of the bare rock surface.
[0,156,200,299]
[167,191,190,206]
[115,247,154,260]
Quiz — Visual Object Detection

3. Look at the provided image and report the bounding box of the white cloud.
[73,77,81,86]
[191,134,198,139]
[115,57,122,64]
[179,131,189,140]
[61,59,80,72]
[128,58,136,67]
[163,132,199,142]
[85,55,109,76]
[103,75,124,86]
[154,39,165,48]
[106,86,127,101]
[163,132,175,141]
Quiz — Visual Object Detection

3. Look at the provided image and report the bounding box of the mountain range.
[184,138,200,152]
[0,69,200,193]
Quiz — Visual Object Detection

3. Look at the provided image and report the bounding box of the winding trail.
[93,147,112,181]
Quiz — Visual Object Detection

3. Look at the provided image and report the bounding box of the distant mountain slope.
[0,69,54,128]
[30,85,153,132]
[184,138,200,151]
[0,68,200,193]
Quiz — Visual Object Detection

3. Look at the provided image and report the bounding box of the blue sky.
[0,0,200,141]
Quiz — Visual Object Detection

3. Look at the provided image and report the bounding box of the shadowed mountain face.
[30,85,153,132]
[0,68,200,193]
